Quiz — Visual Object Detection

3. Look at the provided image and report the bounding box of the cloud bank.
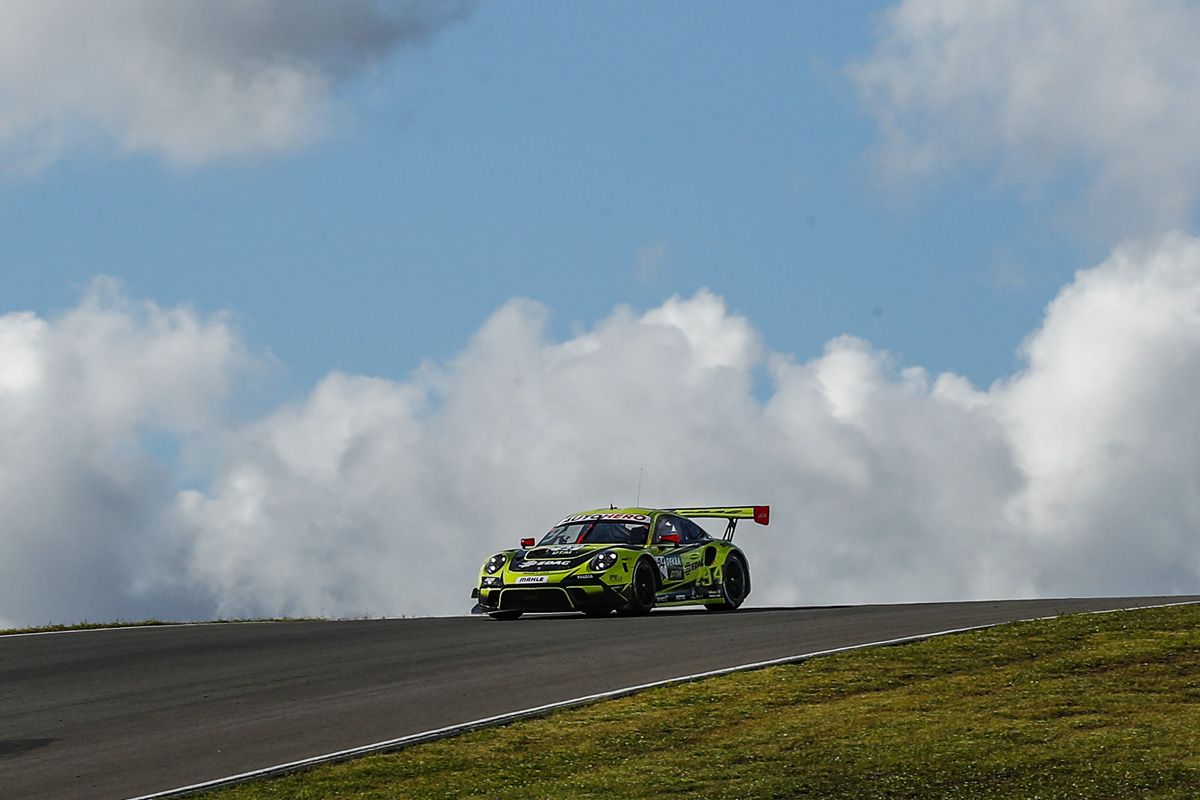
[850,0,1200,232]
[0,282,250,627]
[0,0,472,170]
[4,238,1200,626]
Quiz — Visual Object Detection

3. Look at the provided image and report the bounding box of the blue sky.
[7,0,1200,625]
[1,1,1092,393]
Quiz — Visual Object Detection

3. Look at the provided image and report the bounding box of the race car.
[471,505,769,620]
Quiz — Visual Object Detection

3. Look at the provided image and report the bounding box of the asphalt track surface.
[3,596,1198,800]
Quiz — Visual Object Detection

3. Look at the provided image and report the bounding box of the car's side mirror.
[521,537,535,548]
[659,533,681,545]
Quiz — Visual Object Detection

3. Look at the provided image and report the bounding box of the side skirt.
[654,598,724,608]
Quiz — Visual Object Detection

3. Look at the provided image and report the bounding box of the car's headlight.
[484,553,507,574]
[589,551,619,571]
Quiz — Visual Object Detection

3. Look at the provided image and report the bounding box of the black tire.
[705,556,748,612]
[622,559,658,615]
[488,610,523,621]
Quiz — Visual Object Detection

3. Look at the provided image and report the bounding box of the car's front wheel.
[705,556,747,612]
[488,610,523,621]
[621,559,658,615]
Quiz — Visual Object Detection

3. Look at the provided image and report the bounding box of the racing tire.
[620,559,658,616]
[705,556,747,612]
[488,610,523,621]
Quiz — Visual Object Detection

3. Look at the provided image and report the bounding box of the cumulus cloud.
[0,281,250,626]
[850,0,1200,232]
[0,0,473,170]
[5,237,1200,625]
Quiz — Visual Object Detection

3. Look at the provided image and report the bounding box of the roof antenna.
[635,466,644,508]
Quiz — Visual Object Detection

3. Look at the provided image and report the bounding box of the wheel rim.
[725,560,745,602]
[634,564,655,605]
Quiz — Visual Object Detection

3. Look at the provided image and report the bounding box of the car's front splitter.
[475,579,631,614]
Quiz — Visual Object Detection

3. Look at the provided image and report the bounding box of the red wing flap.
[669,506,771,526]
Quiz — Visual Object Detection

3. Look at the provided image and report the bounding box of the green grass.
[207,604,1200,800]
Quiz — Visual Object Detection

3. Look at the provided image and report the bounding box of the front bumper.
[474,578,630,613]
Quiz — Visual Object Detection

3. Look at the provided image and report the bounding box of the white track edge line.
[0,617,473,639]
[2,622,234,639]
[124,599,1199,800]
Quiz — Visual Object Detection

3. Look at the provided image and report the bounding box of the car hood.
[507,543,631,572]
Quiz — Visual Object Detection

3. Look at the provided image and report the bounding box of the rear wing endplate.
[667,506,769,541]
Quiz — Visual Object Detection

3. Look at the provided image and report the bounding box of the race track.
[2,596,1196,800]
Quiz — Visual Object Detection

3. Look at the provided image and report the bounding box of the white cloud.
[0,0,472,170]
[0,280,250,626]
[5,237,1200,625]
[1000,234,1200,592]
[850,0,1200,232]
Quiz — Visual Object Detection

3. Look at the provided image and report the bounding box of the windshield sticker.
[558,512,651,525]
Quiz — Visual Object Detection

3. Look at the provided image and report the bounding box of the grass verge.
[207,604,1200,799]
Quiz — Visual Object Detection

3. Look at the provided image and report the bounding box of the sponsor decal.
[515,576,549,584]
[654,554,684,582]
[516,548,619,572]
[558,512,651,525]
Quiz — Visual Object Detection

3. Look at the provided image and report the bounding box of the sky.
[3,0,1200,626]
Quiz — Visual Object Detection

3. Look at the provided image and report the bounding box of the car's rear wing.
[667,506,769,541]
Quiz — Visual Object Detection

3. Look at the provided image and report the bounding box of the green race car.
[471,505,769,620]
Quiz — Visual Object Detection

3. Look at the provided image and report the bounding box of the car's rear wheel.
[488,610,523,621]
[705,556,747,612]
[621,559,658,615]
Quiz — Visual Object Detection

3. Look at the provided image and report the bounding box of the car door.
[650,515,707,591]
[676,517,711,585]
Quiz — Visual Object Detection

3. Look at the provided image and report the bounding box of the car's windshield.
[538,520,649,546]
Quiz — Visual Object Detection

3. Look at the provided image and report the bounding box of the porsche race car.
[471,505,769,620]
